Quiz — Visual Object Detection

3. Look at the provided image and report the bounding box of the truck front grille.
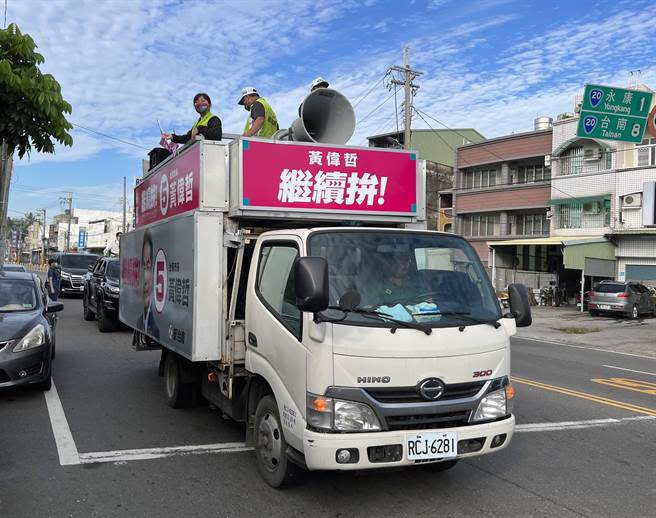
[386,410,470,431]
[367,381,485,404]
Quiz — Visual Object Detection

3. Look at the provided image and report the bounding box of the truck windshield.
[309,230,501,329]
[59,254,99,269]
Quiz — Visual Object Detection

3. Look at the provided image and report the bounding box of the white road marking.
[602,365,656,377]
[78,443,253,465]
[44,379,80,466]
[515,415,655,433]
[515,336,656,360]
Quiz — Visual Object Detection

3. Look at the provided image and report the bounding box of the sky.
[6,0,656,221]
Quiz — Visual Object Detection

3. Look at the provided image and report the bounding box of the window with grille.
[637,138,656,166]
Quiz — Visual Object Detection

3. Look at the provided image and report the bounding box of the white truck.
[120,90,531,487]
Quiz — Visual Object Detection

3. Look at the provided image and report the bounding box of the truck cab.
[243,226,527,485]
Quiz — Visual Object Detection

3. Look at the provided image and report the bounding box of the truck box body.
[119,211,224,361]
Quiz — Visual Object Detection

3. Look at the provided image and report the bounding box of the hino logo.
[418,378,445,401]
[357,376,391,384]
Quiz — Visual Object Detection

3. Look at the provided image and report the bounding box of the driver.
[364,252,421,308]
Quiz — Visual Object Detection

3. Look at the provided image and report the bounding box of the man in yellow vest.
[162,93,222,145]
[238,87,279,138]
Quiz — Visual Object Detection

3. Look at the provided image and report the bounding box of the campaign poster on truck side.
[240,139,418,215]
[119,215,195,357]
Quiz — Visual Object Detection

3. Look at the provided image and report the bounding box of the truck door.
[246,238,306,429]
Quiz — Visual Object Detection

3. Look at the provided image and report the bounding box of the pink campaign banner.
[241,139,417,215]
[135,146,201,228]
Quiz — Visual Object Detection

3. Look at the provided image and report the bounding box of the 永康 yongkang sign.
[577,84,653,143]
[240,139,418,215]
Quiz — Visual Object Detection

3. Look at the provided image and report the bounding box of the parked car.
[588,281,656,319]
[83,257,120,331]
[53,252,100,296]
[0,271,64,391]
[1,263,26,272]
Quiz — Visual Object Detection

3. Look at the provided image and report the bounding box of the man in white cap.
[310,77,329,92]
[239,87,279,138]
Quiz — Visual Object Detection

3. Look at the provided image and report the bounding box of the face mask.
[244,104,251,112]
[196,104,209,114]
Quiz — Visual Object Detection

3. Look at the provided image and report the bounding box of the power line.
[352,70,390,109]
[358,90,398,125]
[71,121,151,151]
[413,107,595,205]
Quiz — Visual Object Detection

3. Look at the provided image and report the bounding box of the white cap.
[238,86,259,105]
[311,77,329,90]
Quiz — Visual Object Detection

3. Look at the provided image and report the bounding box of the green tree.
[0,23,73,260]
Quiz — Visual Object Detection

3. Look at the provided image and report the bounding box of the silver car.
[588,281,656,319]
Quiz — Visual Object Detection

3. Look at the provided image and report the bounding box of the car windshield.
[0,279,38,312]
[106,261,120,281]
[596,283,626,293]
[59,254,99,269]
[309,230,501,328]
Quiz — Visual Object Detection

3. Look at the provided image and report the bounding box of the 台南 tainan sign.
[576,84,653,143]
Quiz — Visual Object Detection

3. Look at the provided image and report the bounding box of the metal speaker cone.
[280,88,356,145]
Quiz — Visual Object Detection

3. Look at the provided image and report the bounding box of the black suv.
[83,257,120,331]
[55,253,100,295]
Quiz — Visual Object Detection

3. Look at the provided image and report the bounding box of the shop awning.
[488,236,616,270]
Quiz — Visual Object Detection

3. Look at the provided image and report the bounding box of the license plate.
[406,432,458,460]
[598,304,611,310]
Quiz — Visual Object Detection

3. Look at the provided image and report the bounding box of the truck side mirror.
[295,257,329,313]
[508,283,532,327]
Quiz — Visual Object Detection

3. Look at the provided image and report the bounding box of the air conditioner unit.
[622,193,642,209]
[583,148,601,161]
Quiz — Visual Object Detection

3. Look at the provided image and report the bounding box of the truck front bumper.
[302,415,514,471]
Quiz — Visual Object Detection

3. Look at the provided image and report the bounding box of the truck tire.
[164,353,193,408]
[83,294,95,321]
[97,303,115,332]
[254,395,299,488]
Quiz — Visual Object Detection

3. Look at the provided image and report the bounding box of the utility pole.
[389,46,422,150]
[60,192,73,252]
[39,208,47,263]
[122,176,127,233]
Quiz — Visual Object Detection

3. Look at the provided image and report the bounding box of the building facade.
[453,126,553,265]
[550,86,656,285]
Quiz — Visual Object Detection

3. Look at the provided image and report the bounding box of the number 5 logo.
[154,248,167,313]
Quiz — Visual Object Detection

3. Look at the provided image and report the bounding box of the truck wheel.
[254,395,299,488]
[420,459,459,472]
[164,353,193,408]
[83,294,95,321]
[97,303,115,332]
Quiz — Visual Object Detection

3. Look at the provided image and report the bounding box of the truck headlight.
[61,271,71,279]
[13,324,46,353]
[334,400,381,431]
[307,393,381,432]
[471,384,514,422]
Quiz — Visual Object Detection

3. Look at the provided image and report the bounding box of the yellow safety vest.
[192,111,216,130]
[243,98,279,138]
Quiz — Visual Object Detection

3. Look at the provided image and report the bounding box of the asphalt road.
[2,297,655,517]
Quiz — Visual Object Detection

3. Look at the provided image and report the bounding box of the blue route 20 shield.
[589,88,603,108]
[583,115,598,135]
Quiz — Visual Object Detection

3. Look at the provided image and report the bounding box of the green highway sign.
[577,112,647,143]
[577,83,653,143]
